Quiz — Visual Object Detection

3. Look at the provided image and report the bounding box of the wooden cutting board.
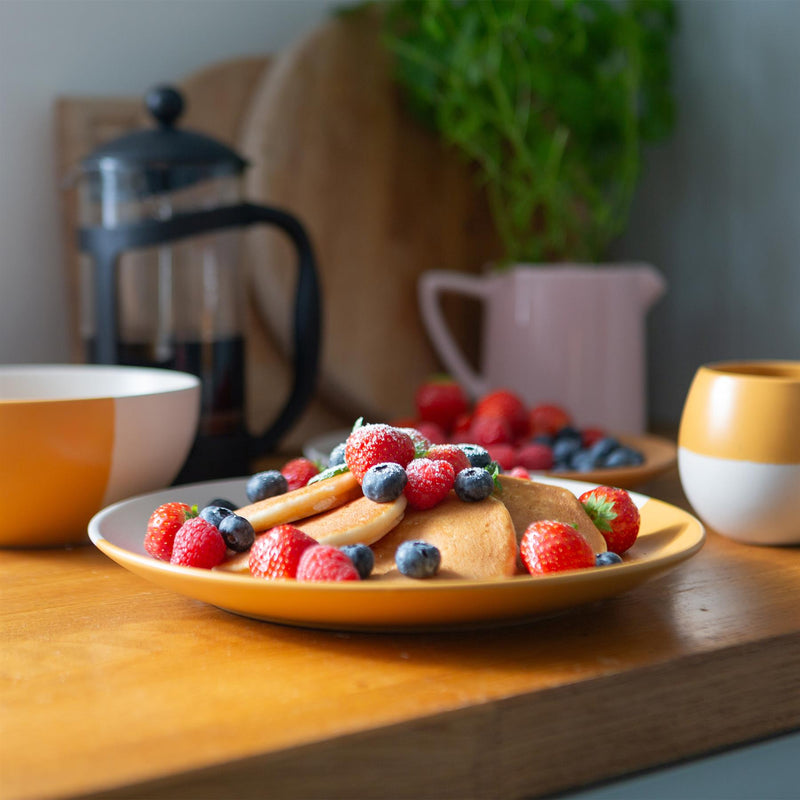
[240,7,502,425]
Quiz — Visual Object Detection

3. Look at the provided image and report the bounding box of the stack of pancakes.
[217,471,605,580]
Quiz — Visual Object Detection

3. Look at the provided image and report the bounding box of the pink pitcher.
[418,264,665,434]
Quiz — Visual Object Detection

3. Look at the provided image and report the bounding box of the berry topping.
[519,520,595,575]
[398,426,434,456]
[344,423,416,483]
[404,458,455,510]
[596,551,624,567]
[414,377,469,433]
[453,466,495,502]
[474,388,530,439]
[280,457,320,490]
[246,470,289,503]
[208,497,237,511]
[218,513,256,552]
[507,466,531,479]
[456,443,492,468]
[426,443,471,474]
[296,545,361,582]
[248,524,318,579]
[144,502,196,562]
[395,540,441,579]
[340,543,375,579]
[362,462,408,503]
[170,517,227,569]
[579,486,641,555]
[199,504,233,529]
[328,442,347,467]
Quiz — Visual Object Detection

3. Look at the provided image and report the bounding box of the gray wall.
[0,0,797,430]
[612,0,800,428]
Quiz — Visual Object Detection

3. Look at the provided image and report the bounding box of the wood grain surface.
[241,7,502,425]
[3,468,799,800]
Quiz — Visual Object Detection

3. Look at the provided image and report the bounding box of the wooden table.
[2,468,799,800]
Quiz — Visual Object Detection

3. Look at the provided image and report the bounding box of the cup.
[418,264,665,433]
[678,360,800,545]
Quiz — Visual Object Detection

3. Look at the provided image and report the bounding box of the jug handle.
[418,270,489,400]
[80,202,321,454]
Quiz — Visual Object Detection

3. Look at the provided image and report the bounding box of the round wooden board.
[240,8,502,424]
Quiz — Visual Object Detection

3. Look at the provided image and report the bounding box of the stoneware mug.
[678,360,800,545]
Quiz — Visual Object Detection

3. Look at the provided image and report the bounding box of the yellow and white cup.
[0,365,200,547]
[678,361,800,546]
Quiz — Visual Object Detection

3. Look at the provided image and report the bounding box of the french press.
[73,85,321,482]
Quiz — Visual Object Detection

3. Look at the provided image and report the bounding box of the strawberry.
[515,442,554,471]
[414,377,469,433]
[579,486,641,555]
[581,426,606,448]
[249,524,318,579]
[144,501,196,561]
[296,545,361,582]
[486,443,517,471]
[520,520,595,575]
[345,423,416,483]
[404,458,455,510]
[470,415,513,447]
[474,389,530,440]
[280,457,320,490]
[450,412,473,442]
[170,517,227,569]
[411,420,448,446]
[529,403,571,437]
[426,443,471,474]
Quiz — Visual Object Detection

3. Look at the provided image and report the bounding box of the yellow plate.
[305,431,677,490]
[89,476,703,632]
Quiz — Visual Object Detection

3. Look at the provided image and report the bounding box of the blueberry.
[454,467,495,502]
[362,462,407,502]
[199,504,234,529]
[570,450,602,472]
[246,470,288,503]
[532,433,554,446]
[596,551,624,567]
[218,514,255,552]
[554,425,582,442]
[552,436,581,463]
[209,497,237,511]
[588,436,621,462]
[603,446,645,468]
[457,443,492,469]
[395,540,441,579]
[328,442,347,467]
[341,544,374,579]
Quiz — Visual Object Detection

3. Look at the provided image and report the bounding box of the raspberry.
[248,524,318,579]
[507,466,531,479]
[345,423,416,483]
[144,502,196,561]
[474,389,530,440]
[450,412,473,441]
[486,443,517,471]
[404,458,455,510]
[520,520,595,575]
[579,486,641,555]
[280,457,320,490]
[170,518,227,569]
[470,415,513,447]
[414,378,469,433]
[516,442,555,471]
[296,545,361,582]
[426,443,471,474]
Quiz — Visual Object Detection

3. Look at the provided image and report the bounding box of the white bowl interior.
[0,364,199,401]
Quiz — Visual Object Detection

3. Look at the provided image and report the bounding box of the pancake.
[370,493,517,580]
[236,470,362,533]
[496,475,607,556]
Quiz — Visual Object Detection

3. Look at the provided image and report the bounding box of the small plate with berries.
[89,422,704,632]
[306,382,677,490]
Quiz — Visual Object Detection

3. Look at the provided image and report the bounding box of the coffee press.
[72,86,321,481]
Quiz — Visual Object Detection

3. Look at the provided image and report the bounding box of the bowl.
[678,360,800,546]
[0,364,200,547]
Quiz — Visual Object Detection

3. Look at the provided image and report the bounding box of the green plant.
[381,0,676,264]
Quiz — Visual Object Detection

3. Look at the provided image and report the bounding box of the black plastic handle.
[79,202,321,455]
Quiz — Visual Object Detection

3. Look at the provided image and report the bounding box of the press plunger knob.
[145,86,184,128]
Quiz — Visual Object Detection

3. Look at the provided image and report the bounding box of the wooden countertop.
[2,468,799,800]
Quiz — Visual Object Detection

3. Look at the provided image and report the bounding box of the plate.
[88,476,704,632]
[304,430,678,490]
